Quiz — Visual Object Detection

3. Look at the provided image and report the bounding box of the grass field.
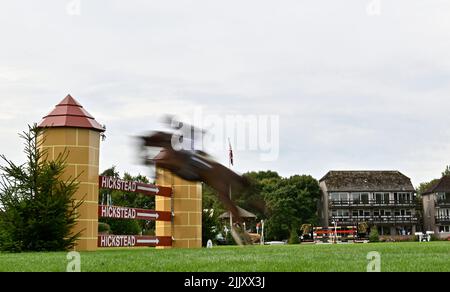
[0,242,449,272]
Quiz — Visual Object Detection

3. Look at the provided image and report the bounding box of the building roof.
[320,170,415,192]
[219,206,257,219]
[422,176,450,195]
[38,94,104,132]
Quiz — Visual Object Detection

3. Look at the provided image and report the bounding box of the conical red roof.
[38,94,105,132]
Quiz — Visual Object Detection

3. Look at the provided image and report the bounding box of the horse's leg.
[217,188,252,245]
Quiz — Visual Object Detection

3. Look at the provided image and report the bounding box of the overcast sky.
[1,0,450,186]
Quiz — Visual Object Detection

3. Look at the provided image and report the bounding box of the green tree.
[0,125,81,252]
[202,171,320,242]
[442,166,450,177]
[288,224,300,244]
[202,183,226,214]
[202,170,282,223]
[106,219,141,235]
[416,180,439,196]
[416,165,450,196]
[264,175,321,241]
[369,227,380,243]
[202,209,221,246]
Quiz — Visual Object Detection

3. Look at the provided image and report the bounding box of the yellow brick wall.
[39,128,100,251]
[156,168,202,248]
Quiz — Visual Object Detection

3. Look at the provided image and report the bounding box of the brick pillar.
[38,95,104,251]
[155,168,202,248]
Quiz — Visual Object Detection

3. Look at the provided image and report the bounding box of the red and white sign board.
[99,176,172,197]
[98,205,171,221]
[98,235,172,247]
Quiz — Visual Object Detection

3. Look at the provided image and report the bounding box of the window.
[445,193,450,203]
[438,209,450,218]
[330,193,349,203]
[384,193,390,204]
[361,193,369,204]
[351,193,360,204]
[374,193,389,204]
[352,209,369,217]
[380,226,391,235]
[330,193,339,202]
[439,226,450,233]
[332,209,349,217]
[375,193,383,204]
[395,192,412,204]
[437,193,447,202]
[350,193,370,204]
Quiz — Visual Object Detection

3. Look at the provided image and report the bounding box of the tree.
[202,171,282,222]
[106,219,141,235]
[0,124,81,252]
[202,183,226,214]
[442,166,450,177]
[202,209,221,246]
[265,175,321,241]
[416,165,450,196]
[238,171,281,219]
[202,171,320,242]
[416,179,439,197]
[202,171,282,243]
[369,227,380,243]
[288,224,300,244]
[201,170,321,242]
[265,196,298,241]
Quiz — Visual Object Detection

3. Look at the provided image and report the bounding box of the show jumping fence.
[97,176,173,248]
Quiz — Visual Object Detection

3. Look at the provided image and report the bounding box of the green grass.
[0,242,450,272]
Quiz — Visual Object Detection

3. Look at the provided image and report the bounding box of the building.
[319,171,418,236]
[422,175,450,238]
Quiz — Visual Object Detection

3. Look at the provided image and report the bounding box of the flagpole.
[228,138,233,233]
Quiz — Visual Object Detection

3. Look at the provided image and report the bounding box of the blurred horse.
[140,129,252,245]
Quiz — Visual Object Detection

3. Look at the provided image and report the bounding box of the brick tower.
[155,169,202,248]
[38,94,104,251]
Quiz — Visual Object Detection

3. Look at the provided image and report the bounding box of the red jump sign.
[98,205,171,221]
[99,176,172,197]
[98,235,172,247]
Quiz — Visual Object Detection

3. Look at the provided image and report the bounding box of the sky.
[1,0,450,186]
